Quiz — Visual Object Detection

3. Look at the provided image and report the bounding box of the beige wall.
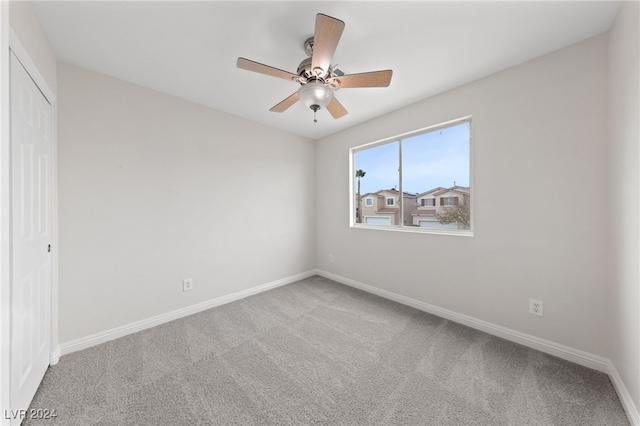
[412,191,469,228]
[360,197,379,224]
[359,190,411,226]
[608,0,640,414]
[316,35,609,357]
[57,63,316,343]
[401,196,416,226]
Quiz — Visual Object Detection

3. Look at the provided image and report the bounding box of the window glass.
[353,141,399,225]
[352,119,471,233]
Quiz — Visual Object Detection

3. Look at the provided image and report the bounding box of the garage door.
[365,216,391,225]
[419,220,458,229]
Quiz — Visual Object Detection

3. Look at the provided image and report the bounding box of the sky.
[354,122,470,195]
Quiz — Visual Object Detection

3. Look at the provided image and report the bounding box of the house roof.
[418,186,470,197]
[434,187,470,197]
[362,189,418,198]
[416,187,447,197]
[364,186,468,201]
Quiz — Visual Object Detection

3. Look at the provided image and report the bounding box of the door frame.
[1,18,59,425]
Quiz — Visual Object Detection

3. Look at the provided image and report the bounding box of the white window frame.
[364,197,373,207]
[349,116,473,236]
[385,197,395,206]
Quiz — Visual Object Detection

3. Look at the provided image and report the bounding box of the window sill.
[351,223,474,237]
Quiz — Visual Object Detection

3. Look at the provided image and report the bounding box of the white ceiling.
[32,1,621,140]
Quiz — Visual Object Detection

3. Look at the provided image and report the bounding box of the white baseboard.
[49,345,60,365]
[608,360,640,426]
[59,270,316,356]
[57,269,638,425]
[316,269,640,425]
[317,270,612,370]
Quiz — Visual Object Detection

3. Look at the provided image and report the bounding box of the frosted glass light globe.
[298,81,334,109]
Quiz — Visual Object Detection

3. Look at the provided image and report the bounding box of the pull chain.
[311,104,320,123]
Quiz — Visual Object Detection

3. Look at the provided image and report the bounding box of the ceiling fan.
[236,13,393,123]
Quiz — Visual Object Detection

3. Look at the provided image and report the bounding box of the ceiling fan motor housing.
[297,57,334,82]
[304,36,315,57]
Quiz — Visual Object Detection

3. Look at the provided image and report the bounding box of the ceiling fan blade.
[311,14,345,77]
[270,92,300,113]
[237,58,299,82]
[326,97,348,119]
[332,70,393,89]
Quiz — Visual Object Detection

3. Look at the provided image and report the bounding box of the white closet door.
[10,51,52,417]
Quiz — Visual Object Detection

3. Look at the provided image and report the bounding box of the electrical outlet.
[529,299,543,317]
[328,254,333,263]
[183,278,193,292]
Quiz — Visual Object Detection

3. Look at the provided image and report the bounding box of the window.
[441,197,458,206]
[351,118,472,234]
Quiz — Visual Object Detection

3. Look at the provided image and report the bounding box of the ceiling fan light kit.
[298,81,334,122]
[236,13,393,123]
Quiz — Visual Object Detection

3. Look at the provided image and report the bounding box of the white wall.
[608,0,640,415]
[57,63,316,343]
[8,0,56,94]
[8,2,639,421]
[0,3,11,424]
[316,35,610,357]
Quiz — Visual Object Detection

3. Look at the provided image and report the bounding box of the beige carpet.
[25,275,628,425]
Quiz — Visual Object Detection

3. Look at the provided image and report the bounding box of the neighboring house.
[359,189,417,226]
[411,186,470,229]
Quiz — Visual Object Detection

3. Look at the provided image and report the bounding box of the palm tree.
[355,169,366,223]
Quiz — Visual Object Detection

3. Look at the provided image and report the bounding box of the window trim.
[385,197,395,206]
[349,116,473,236]
[364,197,373,207]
